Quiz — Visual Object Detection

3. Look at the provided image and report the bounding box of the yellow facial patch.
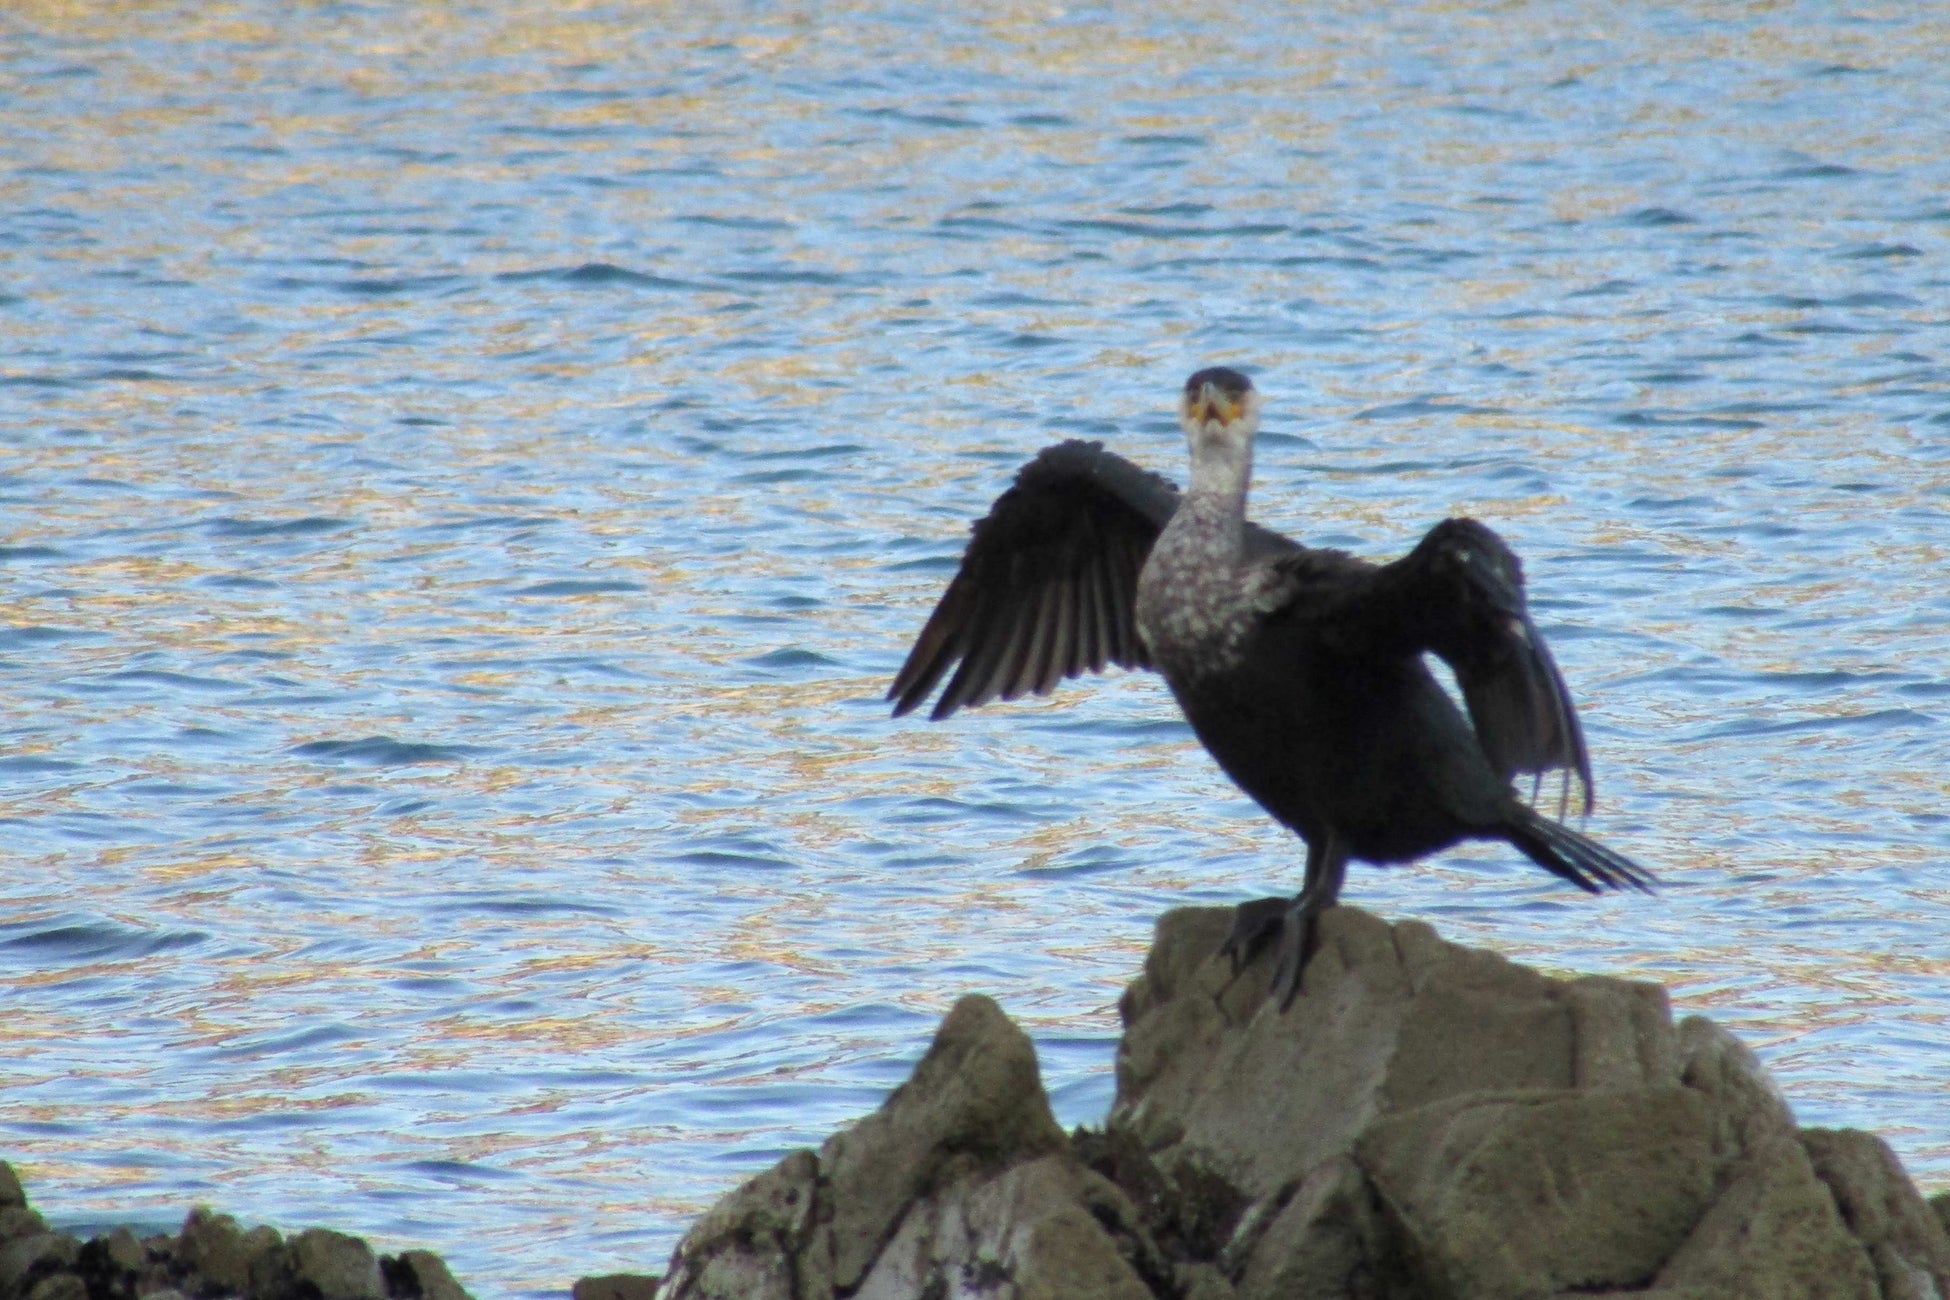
[1189,389,1241,427]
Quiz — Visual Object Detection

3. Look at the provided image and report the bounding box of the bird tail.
[1505,806,1656,895]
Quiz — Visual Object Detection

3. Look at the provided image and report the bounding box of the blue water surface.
[3,3,1948,1295]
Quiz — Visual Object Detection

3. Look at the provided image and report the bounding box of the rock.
[852,1154,1155,1299]
[389,1249,476,1300]
[1174,1260,1235,1300]
[1653,1133,1877,1299]
[0,1208,45,1245]
[1801,1128,1950,1298]
[240,1224,290,1295]
[0,1232,80,1300]
[0,1167,477,1300]
[291,1227,384,1300]
[23,1274,86,1300]
[175,1209,233,1281]
[99,1226,146,1275]
[1230,1156,1383,1300]
[661,993,1135,1300]
[1073,1123,1245,1265]
[1114,908,1683,1209]
[659,1148,820,1299]
[0,904,1941,1300]
[661,905,1950,1300]
[1676,1015,1797,1155]
[571,1273,661,1300]
[1359,1086,1718,1297]
[176,1208,254,1295]
[171,1211,298,1299]
[820,994,1069,1290]
[74,1227,153,1299]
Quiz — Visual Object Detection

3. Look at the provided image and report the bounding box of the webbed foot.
[1268,897,1326,1010]
[1219,896,1291,974]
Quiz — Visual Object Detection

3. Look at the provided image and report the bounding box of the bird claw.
[1220,896,1291,974]
[1220,895,1326,1009]
[1269,901,1323,1010]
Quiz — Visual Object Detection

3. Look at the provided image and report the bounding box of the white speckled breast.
[1136,491,1272,682]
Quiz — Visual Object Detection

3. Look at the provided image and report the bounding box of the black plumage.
[890,369,1650,1005]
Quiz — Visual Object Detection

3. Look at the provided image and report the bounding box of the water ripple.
[3,3,1948,1297]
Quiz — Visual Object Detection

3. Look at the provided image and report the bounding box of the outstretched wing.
[1267,518,1595,813]
[889,440,1179,720]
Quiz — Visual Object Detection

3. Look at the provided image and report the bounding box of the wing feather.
[1016,575,1062,697]
[992,565,1043,701]
[1036,573,1075,694]
[889,440,1176,719]
[1074,555,1104,675]
[1104,533,1138,663]
[1088,547,1119,671]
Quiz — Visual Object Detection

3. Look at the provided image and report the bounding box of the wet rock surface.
[659,905,1950,1300]
[0,1178,475,1300]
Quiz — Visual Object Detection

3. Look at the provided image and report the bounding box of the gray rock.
[820,994,1068,1291]
[852,1154,1152,1300]
[99,1226,147,1275]
[0,1208,46,1245]
[176,1208,253,1295]
[1359,1086,1718,1298]
[240,1224,289,1295]
[656,905,1950,1300]
[391,1249,476,1300]
[0,1167,472,1300]
[290,1227,384,1300]
[0,1232,80,1299]
[1232,1156,1381,1300]
[661,995,1121,1300]
[1802,1128,1950,1298]
[1117,907,1412,1200]
[23,1273,86,1300]
[659,1148,820,1300]
[1654,1133,1878,1299]
[1677,1014,1796,1155]
[570,1273,661,1300]
[74,1226,153,1300]
[1174,1261,1235,1300]
[1115,907,1684,1211]
[16,900,1914,1300]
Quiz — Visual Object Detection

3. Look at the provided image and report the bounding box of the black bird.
[889,367,1651,1006]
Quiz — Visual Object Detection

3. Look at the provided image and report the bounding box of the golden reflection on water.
[3,2,1949,1295]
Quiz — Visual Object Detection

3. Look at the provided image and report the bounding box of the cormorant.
[889,366,1651,1006]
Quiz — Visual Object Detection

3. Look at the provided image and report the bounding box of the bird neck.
[1183,434,1253,548]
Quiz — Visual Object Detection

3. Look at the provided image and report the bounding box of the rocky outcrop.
[655,994,1144,1299]
[0,1173,472,1300]
[6,905,1942,1299]
[660,905,1950,1300]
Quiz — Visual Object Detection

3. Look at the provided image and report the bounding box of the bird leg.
[1218,834,1350,1008]
[1268,835,1348,1010]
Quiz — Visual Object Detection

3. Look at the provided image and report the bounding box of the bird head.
[1179,366,1261,458]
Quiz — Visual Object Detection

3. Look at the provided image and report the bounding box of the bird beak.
[1192,381,1239,427]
